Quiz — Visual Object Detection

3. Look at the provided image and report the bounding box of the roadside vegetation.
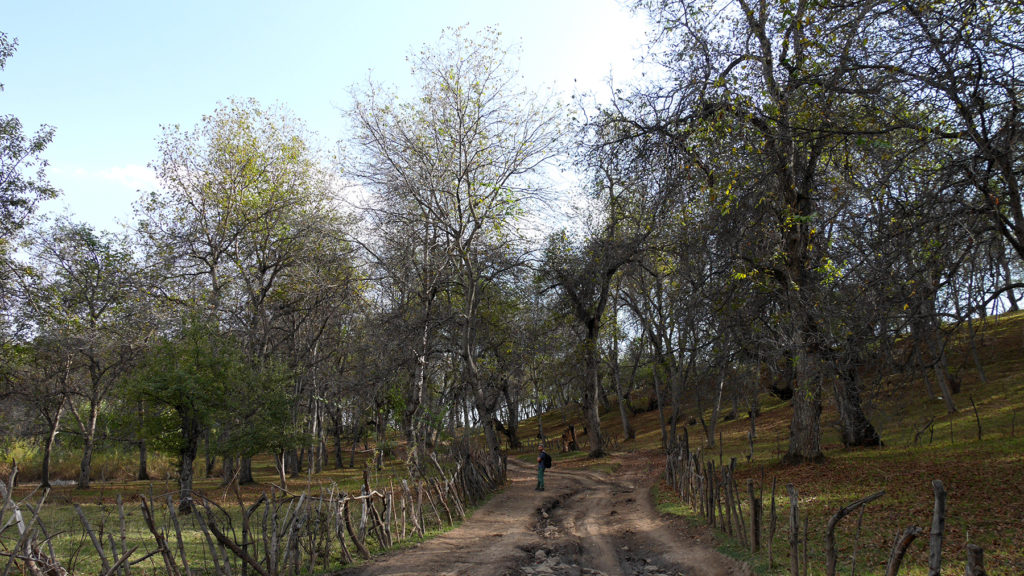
[2,1,1023,574]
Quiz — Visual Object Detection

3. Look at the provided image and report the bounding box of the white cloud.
[43,164,155,231]
[96,164,159,191]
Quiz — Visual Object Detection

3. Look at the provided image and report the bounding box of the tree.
[128,320,288,513]
[0,31,58,384]
[0,32,57,258]
[611,0,902,461]
[15,336,73,488]
[27,220,139,488]
[885,0,1024,263]
[137,98,348,482]
[348,26,564,465]
[538,162,655,456]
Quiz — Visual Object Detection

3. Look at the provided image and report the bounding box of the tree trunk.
[473,391,502,461]
[334,417,344,469]
[928,330,957,413]
[582,332,605,457]
[41,401,65,489]
[786,358,824,463]
[222,455,236,485]
[285,449,300,476]
[912,297,956,413]
[137,440,150,481]
[705,378,725,449]
[204,432,216,478]
[239,455,254,484]
[178,448,196,514]
[833,368,881,447]
[76,402,99,489]
[651,349,668,449]
[277,452,288,491]
[609,297,634,442]
[404,321,431,476]
[1001,254,1019,311]
[178,412,203,513]
[613,366,635,441]
[499,384,522,449]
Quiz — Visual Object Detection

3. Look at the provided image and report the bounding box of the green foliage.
[0,30,59,354]
[0,32,58,245]
[128,319,300,459]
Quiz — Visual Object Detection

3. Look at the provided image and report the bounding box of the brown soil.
[339,453,753,576]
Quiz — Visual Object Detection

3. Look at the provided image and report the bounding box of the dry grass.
[512,312,1024,575]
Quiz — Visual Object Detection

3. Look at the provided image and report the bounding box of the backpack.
[542,452,552,468]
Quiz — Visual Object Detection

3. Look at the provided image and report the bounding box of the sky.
[2,1,652,232]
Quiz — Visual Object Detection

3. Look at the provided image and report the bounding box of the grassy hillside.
[512,310,1024,576]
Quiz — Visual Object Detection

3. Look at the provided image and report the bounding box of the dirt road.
[340,453,753,576]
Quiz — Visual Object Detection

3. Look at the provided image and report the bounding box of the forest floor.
[339,453,752,576]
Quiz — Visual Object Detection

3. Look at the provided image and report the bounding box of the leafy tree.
[0,32,57,257]
[137,98,349,482]
[26,220,139,488]
[348,26,564,465]
[0,31,58,383]
[538,168,654,456]
[608,0,904,461]
[130,321,241,513]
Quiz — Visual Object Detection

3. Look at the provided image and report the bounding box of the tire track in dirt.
[340,454,752,576]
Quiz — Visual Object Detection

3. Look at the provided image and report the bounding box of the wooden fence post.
[965,544,986,576]
[769,477,777,570]
[885,526,922,576]
[824,490,885,576]
[786,484,800,576]
[748,479,761,553]
[929,480,946,576]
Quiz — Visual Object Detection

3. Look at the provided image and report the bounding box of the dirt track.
[340,453,753,576]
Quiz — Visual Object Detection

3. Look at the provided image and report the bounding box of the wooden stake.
[928,480,946,576]
[165,495,192,576]
[769,477,777,570]
[724,470,734,536]
[334,498,353,565]
[786,484,800,576]
[824,490,885,576]
[850,504,866,576]
[803,516,809,576]
[733,473,748,548]
[885,526,921,576]
[77,503,111,575]
[343,499,370,560]
[965,544,987,576]
[748,479,761,553]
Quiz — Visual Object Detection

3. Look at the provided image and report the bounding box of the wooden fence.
[0,445,507,576]
[665,438,989,576]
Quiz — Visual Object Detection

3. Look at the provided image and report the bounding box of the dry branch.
[885,525,922,576]
[825,490,886,576]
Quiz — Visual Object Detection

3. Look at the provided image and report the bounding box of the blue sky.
[3,1,650,232]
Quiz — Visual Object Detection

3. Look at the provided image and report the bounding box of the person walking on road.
[537,445,551,490]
